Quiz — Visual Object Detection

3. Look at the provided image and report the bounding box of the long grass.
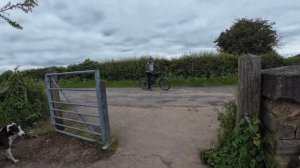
[59,79,95,88]
[59,76,237,88]
[169,76,237,87]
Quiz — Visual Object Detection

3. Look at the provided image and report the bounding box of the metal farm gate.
[45,70,111,148]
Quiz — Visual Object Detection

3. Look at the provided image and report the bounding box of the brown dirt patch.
[0,120,116,168]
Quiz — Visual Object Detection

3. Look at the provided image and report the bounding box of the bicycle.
[140,72,170,90]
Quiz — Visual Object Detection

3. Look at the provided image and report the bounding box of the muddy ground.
[0,87,235,168]
[0,120,116,168]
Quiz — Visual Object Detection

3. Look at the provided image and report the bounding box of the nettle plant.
[200,101,277,168]
[0,71,48,128]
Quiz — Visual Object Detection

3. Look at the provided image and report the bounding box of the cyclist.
[145,56,159,90]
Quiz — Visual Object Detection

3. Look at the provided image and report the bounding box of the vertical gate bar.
[49,78,96,132]
[100,80,111,143]
[95,70,108,144]
[45,75,56,127]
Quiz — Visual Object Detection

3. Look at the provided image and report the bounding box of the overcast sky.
[0,0,300,72]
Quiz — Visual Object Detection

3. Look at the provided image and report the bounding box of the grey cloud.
[280,24,300,37]
[52,2,68,11]
[1,0,300,73]
[120,48,134,53]
[61,10,105,27]
[123,37,151,46]
[102,29,117,37]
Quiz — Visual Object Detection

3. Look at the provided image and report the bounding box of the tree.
[0,0,37,29]
[214,18,279,55]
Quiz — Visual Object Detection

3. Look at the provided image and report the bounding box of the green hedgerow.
[20,52,292,81]
[0,71,48,128]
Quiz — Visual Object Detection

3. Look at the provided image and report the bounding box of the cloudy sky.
[0,0,300,72]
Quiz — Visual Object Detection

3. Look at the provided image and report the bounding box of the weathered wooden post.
[236,55,261,127]
[47,69,64,130]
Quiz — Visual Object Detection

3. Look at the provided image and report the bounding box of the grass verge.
[59,76,237,88]
[169,76,237,87]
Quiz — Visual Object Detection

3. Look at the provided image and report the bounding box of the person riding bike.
[145,56,160,90]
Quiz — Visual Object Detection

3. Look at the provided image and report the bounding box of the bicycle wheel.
[159,78,170,90]
[140,77,148,90]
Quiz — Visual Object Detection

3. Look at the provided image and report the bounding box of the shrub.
[200,101,276,168]
[0,70,14,84]
[285,54,300,65]
[217,100,237,145]
[0,72,48,128]
[170,53,238,78]
[21,66,65,80]
[215,18,279,55]
[260,51,286,69]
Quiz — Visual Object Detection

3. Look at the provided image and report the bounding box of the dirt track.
[67,86,236,168]
[1,87,235,168]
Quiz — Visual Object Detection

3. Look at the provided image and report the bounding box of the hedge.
[0,71,48,128]
[18,52,295,81]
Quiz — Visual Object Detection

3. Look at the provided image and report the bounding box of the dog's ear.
[6,123,17,133]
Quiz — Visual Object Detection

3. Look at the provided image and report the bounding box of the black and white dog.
[0,123,25,163]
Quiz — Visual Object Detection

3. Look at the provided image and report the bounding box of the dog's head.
[6,123,25,137]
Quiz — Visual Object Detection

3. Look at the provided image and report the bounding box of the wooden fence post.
[47,70,64,130]
[236,55,261,127]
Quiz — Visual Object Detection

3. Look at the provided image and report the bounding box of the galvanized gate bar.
[50,101,98,108]
[45,70,96,76]
[53,116,100,127]
[48,88,97,91]
[51,108,99,117]
[54,123,101,135]
[49,78,96,132]
[45,70,111,146]
[55,129,96,142]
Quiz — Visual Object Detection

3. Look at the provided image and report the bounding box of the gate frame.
[45,70,111,147]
